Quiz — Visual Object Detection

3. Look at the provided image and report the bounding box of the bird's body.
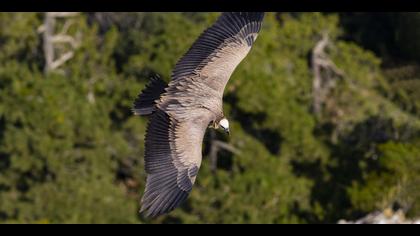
[133,12,265,217]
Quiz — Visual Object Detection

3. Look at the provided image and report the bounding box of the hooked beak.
[224,128,230,136]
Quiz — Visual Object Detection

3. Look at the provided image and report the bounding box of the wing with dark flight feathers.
[139,12,265,217]
[140,109,210,217]
[169,12,265,97]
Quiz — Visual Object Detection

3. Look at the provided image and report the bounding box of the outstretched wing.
[140,109,212,217]
[140,12,265,217]
[169,12,265,97]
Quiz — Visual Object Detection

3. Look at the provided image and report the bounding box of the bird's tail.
[132,75,167,116]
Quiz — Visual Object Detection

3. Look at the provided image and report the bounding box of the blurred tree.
[0,13,145,223]
[348,139,420,218]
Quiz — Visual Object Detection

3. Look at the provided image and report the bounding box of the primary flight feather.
[133,12,265,217]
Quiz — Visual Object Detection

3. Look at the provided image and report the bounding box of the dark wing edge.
[140,109,199,218]
[171,12,265,81]
[132,75,168,116]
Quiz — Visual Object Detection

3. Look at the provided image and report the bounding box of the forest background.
[0,12,419,223]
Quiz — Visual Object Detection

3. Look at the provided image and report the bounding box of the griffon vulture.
[133,12,265,217]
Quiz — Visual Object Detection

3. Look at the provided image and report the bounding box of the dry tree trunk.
[43,13,54,74]
[311,33,345,118]
[40,12,80,74]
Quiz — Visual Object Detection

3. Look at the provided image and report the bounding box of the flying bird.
[133,12,265,217]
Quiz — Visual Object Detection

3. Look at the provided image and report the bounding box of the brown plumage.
[133,12,265,217]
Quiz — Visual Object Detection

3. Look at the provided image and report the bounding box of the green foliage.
[0,13,144,223]
[348,140,420,217]
[0,12,419,224]
[383,65,420,118]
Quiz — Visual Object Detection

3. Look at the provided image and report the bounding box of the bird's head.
[218,118,230,135]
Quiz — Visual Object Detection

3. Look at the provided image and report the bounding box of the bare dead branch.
[49,12,80,18]
[50,51,74,70]
[59,19,75,35]
[43,13,55,73]
[208,130,240,173]
[311,32,346,117]
[213,141,241,155]
[52,34,79,48]
[42,12,81,74]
